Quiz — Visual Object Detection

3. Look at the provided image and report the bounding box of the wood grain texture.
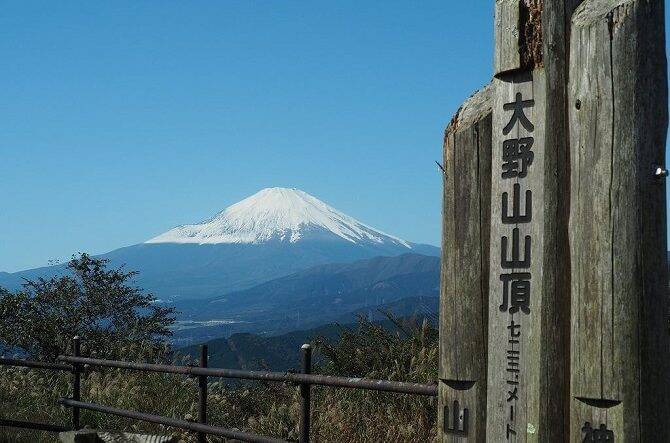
[568,0,670,441]
[487,71,548,443]
[494,0,546,76]
[486,1,580,440]
[439,85,492,442]
[537,1,583,439]
[495,0,522,75]
[438,382,483,442]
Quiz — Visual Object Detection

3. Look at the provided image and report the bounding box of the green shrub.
[0,254,175,362]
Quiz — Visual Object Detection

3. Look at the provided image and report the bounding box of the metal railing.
[1,336,437,442]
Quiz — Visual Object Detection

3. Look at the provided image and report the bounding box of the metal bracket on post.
[653,165,668,179]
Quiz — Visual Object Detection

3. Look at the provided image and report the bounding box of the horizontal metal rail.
[58,355,437,396]
[0,357,72,372]
[0,418,70,433]
[3,342,436,442]
[58,398,287,443]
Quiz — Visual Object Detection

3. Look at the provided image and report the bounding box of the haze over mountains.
[171,252,440,345]
[0,188,439,303]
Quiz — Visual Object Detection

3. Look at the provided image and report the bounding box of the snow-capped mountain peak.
[146,187,412,248]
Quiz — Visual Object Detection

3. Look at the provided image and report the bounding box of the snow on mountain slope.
[0,187,438,300]
[146,187,412,248]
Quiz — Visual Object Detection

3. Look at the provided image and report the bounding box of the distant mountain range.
[0,188,440,350]
[170,252,440,345]
[178,322,347,371]
[0,188,438,301]
[178,313,438,372]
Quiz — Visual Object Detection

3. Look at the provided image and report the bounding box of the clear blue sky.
[1,2,668,272]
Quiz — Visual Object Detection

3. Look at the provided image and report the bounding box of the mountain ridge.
[0,188,439,300]
[170,252,440,343]
[177,309,438,371]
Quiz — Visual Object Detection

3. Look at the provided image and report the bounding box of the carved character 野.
[502,137,534,179]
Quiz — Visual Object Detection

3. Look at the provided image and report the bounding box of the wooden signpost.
[439,85,492,442]
[437,0,670,440]
[485,1,578,441]
[568,0,670,440]
[487,70,551,442]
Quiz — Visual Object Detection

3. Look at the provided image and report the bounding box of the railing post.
[71,336,81,430]
[198,344,208,443]
[299,343,312,443]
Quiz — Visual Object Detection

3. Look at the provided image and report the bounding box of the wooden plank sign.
[439,85,492,442]
[487,70,547,443]
[484,1,578,440]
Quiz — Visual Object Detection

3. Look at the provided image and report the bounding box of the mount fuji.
[0,188,438,300]
[146,187,414,248]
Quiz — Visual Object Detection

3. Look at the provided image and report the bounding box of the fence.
[0,337,437,442]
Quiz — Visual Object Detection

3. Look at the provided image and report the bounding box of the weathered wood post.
[568,0,670,440]
[438,85,492,442]
[486,1,579,440]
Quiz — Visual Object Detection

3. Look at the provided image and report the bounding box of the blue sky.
[0,2,667,272]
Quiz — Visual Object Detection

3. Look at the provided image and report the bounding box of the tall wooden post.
[438,85,492,442]
[487,1,579,440]
[568,0,670,440]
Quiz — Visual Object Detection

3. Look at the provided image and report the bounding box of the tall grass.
[0,316,438,442]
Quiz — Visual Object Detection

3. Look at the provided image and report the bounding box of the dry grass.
[0,318,438,442]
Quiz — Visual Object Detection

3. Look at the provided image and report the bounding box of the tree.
[316,313,438,382]
[0,253,176,361]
